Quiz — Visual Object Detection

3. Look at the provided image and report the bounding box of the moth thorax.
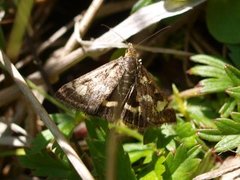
[118,57,137,99]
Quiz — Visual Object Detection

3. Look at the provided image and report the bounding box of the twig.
[0,51,94,180]
[63,0,104,54]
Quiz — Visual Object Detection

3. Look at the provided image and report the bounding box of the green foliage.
[86,117,136,180]
[132,0,157,13]
[19,113,80,179]
[206,0,240,44]
[185,54,240,155]
[163,144,201,180]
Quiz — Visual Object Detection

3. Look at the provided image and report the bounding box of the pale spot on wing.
[156,100,168,112]
[124,103,140,113]
[95,84,108,93]
[140,76,148,84]
[138,95,153,102]
[102,100,118,107]
[75,85,88,96]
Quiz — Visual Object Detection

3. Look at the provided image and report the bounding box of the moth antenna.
[136,26,171,46]
[101,24,128,47]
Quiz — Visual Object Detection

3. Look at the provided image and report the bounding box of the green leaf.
[228,44,240,68]
[224,64,240,85]
[175,122,195,138]
[132,0,156,13]
[165,144,188,174]
[86,119,135,179]
[164,145,201,180]
[172,158,201,180]
[19,150,78,179]
[138,155,166,180]
[198,132,223,142]
[123,143,154,164]
[85,117,109,140]
[187,99,217,128]
[187,145,202,160]
[215,118,240,134]
[231,112,240,122]
[188,65,226,78]
[200,78,234,93]
[190,55,226,69]
[194,150,215,175]
[207,0,240,44]
[226,86,240,100]
[219,98,237,118]
[143,128,160,144]
[116,146,136,180]
[215,135,240,152]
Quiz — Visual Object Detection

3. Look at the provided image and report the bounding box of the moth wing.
[136,66,176,125]
[56,57,126,114]
[120,85,148,129]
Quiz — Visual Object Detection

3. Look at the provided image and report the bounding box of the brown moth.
[56,44,176,130]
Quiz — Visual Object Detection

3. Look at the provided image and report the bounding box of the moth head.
[125,43,138,59]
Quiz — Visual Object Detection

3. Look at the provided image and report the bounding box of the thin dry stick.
[63,0,104,54]
[0,51,94,180]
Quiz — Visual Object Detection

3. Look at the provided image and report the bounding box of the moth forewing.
[56,57,126,114]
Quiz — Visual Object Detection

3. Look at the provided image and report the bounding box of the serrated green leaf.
[200,78,234,93]
[190,55,226,69]
[138,155,166,180]
[215,118,240,134]
[187,99,217,128]
[175,122,196,138]
[198,129,221,135]
[224,64,240,85]
[165,144,188,174]
[193,150,215,176]
[181,136,198,148]
[123,143,154,164]
[226,86,240,100]
[128,150,153,164]
[215,135,240,152]
[219,98,237,118]
[187,145,202,160]
[189,65,226,78]
[172,158,201,180]
[85,117,108,140]
[198,132,223,142]
[231,112,240,122]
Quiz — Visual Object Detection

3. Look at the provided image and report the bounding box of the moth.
[56,44,176,130]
